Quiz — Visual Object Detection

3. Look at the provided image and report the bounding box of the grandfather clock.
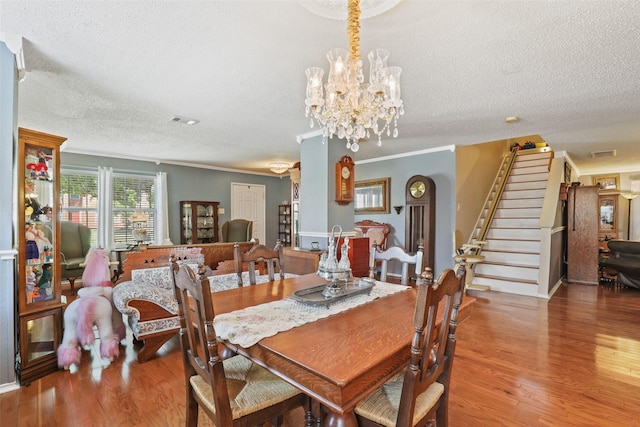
[405,175,435,271]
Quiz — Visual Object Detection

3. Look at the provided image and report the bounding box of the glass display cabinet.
[180,200,220,244]
[278,204,292,245]
[17,128,66,385]
[290,166,301,248]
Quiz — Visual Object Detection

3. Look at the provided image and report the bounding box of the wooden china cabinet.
[180,201,219,244]
[17,128,66,385]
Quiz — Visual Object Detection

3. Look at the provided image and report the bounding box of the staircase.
[471,149,553,296]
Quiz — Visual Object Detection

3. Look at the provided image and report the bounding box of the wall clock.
[335,155,354,205]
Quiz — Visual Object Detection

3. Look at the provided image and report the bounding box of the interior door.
[231,183,265,244]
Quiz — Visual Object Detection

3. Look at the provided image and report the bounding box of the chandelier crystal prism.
[304,0,404,153]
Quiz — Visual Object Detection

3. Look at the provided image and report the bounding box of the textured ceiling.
[2,1,640,176]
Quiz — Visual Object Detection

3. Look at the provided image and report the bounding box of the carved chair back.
[233,240,284,286]
[399,265,466,426]
[170,259,306,426]
[170,261,234,425]
[355,219,391,250]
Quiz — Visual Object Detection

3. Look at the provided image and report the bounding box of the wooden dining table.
[210,273,472,427]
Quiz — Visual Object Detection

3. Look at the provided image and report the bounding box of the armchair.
[60,221,92,292]
[599,240,640,288]
[220,219,253,242]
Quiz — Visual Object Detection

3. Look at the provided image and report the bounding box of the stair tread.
[482,250,541,255]
[480,237,541,241]
[474,274,538,285]
[481,261,540,269]
[488,225,542,228]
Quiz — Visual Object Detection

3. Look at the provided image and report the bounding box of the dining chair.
[233,240,284,286]
[170,258,308,427]
[354,262,467,427]
[370,244,423,285]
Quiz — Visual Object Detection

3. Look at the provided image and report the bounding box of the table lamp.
[130,209,149,243]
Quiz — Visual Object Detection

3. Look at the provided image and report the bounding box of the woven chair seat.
[354,372,444,427]
[190,355,300,420]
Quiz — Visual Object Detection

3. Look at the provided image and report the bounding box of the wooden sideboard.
[282,247,322,275]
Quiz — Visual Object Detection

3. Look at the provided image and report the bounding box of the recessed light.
[170,116,199,125]
[505,116,519,123]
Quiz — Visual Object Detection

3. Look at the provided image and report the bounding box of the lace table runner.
[208,272,298,292]
[214,281,410,348]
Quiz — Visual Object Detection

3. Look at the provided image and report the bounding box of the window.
[59,171,98,245]
[112,174,155,245]
[60,169,157,247]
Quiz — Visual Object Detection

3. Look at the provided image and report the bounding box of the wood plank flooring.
[3,282,640,426]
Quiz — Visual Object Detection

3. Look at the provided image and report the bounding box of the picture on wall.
[593,174,619,190]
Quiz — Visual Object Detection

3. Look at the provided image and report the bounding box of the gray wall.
[60,153,291,248]
[0,42,18,390]
[354,148,457,275]
[299,137,356,249]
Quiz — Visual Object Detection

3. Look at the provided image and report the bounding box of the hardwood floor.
[3,282,640,426]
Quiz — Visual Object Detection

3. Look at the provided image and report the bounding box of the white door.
[231,183,265,244]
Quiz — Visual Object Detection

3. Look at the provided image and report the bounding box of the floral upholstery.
[112,264,297,341]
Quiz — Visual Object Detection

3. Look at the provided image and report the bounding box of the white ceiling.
[2,1,640,176]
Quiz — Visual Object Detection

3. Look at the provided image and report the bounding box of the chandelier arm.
[347,0,361,60]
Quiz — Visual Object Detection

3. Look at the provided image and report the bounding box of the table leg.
[324,410,358,427]
[111,251,125,283]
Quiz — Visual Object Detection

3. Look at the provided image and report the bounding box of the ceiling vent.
[591,150,616,158]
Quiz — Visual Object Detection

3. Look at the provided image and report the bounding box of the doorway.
[231,182,266,244]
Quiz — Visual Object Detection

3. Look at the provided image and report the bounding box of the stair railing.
[469,148,519,254]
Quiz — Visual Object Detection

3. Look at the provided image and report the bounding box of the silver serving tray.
[290,278,375,306]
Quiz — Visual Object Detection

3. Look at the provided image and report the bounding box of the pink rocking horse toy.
[57,248,126,370]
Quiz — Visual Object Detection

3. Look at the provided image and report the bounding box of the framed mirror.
[599,194,617,233]
[355,177,390,214]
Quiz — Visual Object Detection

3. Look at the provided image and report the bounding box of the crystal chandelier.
[304,0,404,153]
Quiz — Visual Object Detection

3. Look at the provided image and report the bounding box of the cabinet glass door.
[24,144,56,306]
[25,313,56,362]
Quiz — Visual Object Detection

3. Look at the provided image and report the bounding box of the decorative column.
[298,134,357,250]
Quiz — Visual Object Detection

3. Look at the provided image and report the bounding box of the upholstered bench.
[113,262,297,363]
[113,262,197,362]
